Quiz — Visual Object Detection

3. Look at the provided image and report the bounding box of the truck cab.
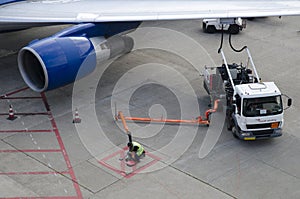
[230,82,284,140]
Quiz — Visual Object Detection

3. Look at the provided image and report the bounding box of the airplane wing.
[2,0,300,93]
[1,0,300,24]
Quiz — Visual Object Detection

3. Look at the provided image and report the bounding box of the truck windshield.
[243,95,283,117]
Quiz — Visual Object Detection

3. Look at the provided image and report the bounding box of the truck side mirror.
[287,98,292,107]
[282,94,292,110]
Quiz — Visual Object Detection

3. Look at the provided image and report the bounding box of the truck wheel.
[232,126,239,139]
[202,22,207,32]
[226,110,233,130]
[205,25,216,33]
[227,120,233,131]
[228,24,240,34]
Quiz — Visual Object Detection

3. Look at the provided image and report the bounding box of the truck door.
[234,95,242,127]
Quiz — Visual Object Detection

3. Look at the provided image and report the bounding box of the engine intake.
[18,35,133,92]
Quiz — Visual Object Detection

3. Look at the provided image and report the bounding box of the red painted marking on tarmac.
[125,159,159,179]
[0,171,70,175]
[3,197,78,199]
[99,148,161,179]
[0,149,62,153]
[0,87,29,98]
[0,129,53,133]
[41,93,82,199]
[0,96,42,100]
[0,112,49,116]
[98,149,128,177]
[101,147,126,162]
[98,160,127,177]
[0,89,82,198]
[120,151,126,172]
[125,156,160,179]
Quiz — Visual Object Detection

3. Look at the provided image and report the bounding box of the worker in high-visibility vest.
[127,141,145,162]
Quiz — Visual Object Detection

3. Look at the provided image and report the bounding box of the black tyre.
[226,110,233,130]
[205,25,216,33]
[227,120,233,131]
[232,126,239,139]
[202,22,207,32]
[228,24,240,34]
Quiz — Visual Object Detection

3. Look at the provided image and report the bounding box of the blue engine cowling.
[18,36,96,92]
[17,23,136,92]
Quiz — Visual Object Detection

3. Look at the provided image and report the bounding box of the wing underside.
[1,0,300,24]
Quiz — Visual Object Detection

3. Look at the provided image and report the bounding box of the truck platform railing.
[220,48,260,86]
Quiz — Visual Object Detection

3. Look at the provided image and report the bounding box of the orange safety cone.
[72,108,81,123]
[7,105,17,121]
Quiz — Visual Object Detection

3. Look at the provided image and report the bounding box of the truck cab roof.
[235,82,281,98]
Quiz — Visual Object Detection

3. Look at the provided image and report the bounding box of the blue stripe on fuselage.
[54,22,141,38]
[0,0,25,6]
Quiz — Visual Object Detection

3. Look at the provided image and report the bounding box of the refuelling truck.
[203,49,292,140]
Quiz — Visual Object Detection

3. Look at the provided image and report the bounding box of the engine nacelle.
[18,35,133,92]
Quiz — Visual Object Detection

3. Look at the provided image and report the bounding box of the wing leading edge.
[1,0,300,24]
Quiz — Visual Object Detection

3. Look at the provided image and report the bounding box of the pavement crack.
[169,164,237,199]
[94,178,123,195]
[257,157,300,181]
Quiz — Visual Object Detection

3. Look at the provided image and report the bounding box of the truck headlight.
[241,132,251,137]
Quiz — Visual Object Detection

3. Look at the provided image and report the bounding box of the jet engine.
[17,23,135,92]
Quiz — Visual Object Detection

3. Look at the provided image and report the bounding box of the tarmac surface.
[0,16,300,199]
